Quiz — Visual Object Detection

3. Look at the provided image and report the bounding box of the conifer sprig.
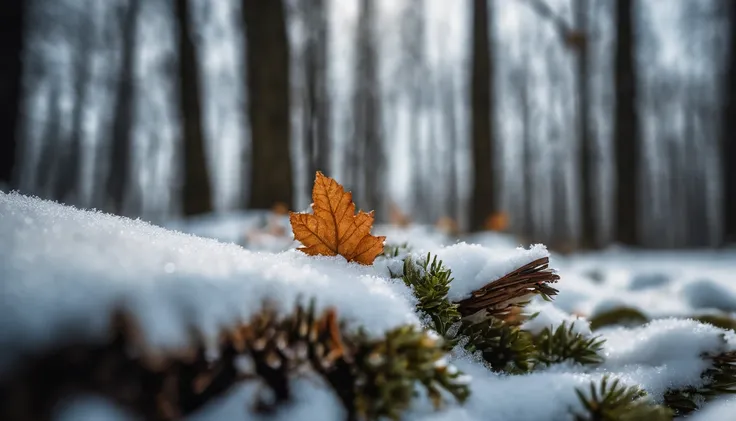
[663,344,736,416]
[533,323,605,367]
[457,317,536,374]
[572,376,673,421]
[335,325,470,421]
[401,253,461,336]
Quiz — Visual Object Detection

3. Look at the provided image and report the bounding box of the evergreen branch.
[0,299,468,421]
[533,323,605,367]
[401,253,461,336]
[663,342,736,416]
[456,317,536,374]
[572,376,673,421]
[325,325,470,421]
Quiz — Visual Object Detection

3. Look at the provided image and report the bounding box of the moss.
[589,307,649,331]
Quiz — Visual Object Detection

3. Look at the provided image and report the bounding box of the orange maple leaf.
[289,171,385,265]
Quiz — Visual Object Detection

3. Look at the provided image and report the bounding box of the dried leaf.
[290,172,385,265]
[484,212,509,232]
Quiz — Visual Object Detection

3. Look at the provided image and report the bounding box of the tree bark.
[106,0,141,215]
[37,85,62,196]
[723,1,736,245]
[469,0,496,232]
[175,0,213,216]
[242,0,293,209]
[575,0,596,249]
[55,11,94,203]
[353,0,383,214]
[302,0,331,184]
[613,0,640,246]
[0,0,24,188]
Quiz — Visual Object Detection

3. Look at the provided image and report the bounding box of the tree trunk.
[0,0,24,188]
[302,0,330,184]
[443,73,459,221]
[469,0,496,232]
[575,0,596,249]
[353,0,383,214]
[613,0,639,246]
[723,1,736,245]
[242,0,293,209]
[55,10,93,203]
[37,85,62,196]
[106,0,141,215]
[175,0,213,216]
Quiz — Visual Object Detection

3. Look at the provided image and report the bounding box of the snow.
[3,192,736,420]
[0,192,418,371]
[432,243,550,301]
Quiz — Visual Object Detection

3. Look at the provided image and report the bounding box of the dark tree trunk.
[175,0,213,216]
[37,85,62,196]
[242,0,293,209]
[55,14,94,203]
[469,0,496,232]
[575,0,596,249]
[443,73,459,221]
[353,0,383,214]
[302,0,331,184]
[518,70,534,241]
[613,0,640,246]
[0,0,24,188]
[723,1,736,245]
[106,0,141,215]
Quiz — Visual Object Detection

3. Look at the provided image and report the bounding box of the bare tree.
[301,0,331,183]
[0,0,25,188]
[613,0,640,246]
[54,5,94,203]
[352,0,383,214]
[37,84,63,195]
[106,0,141,215]
[400,0,430,221]
[469,0,496,232]
[442,71,459,221]
[518,0,596,248]
[242,0,294,209]
[174,0,213,216]
[723,1,736,245]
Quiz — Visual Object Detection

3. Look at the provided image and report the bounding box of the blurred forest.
[1,0,735,250]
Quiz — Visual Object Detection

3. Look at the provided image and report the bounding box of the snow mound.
[0,192,418,369]
[433,242,550,301]
[3,192,735,420]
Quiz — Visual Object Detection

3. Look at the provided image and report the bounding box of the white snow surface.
[3,193,736,420]
[0,192,418,369]
[432,242,550,301]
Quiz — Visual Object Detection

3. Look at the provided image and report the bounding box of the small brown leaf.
[290,172,385,265]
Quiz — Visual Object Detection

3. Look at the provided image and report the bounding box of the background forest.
[1,0,735,251]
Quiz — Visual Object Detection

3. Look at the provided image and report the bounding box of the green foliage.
[692,314,736,332]
[401,253,461,336]
[381,242,412,258]
[663,346,736,416]
[572,376,673,421]
[241,300,468,421]
[457,317,536,374]
[533,323,605,367]
[589,307,649,331]
[335,325,470,421]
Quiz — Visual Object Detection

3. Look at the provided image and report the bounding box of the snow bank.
[3,192,735,420]
[0,192,418,370]
[433,243,550,301]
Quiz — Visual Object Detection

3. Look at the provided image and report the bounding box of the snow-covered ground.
[3,192,736,420]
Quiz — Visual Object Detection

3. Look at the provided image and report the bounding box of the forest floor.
[3,192,736,420]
